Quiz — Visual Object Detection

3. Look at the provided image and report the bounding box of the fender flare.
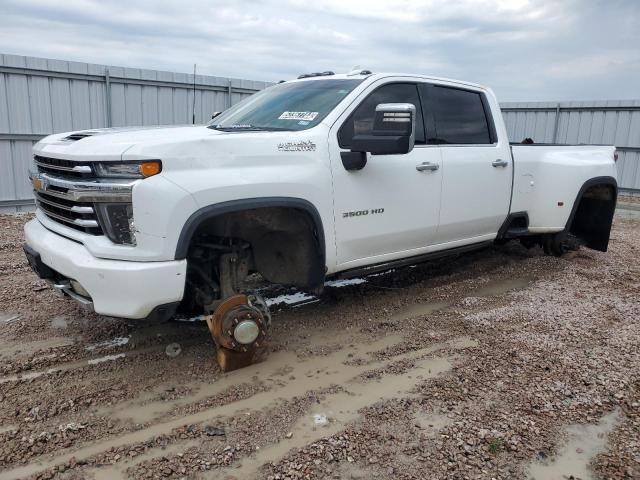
[174,197,326,266]
[564,175,617,231]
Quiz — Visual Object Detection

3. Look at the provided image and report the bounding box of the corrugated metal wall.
[0,53,272,212]
[2,54,638,213]
[501,101,640,191]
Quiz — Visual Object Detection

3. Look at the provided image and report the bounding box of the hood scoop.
[64,131,100,141]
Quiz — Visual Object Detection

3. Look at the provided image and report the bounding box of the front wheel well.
[178,202,325,313]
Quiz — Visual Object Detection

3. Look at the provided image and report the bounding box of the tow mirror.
[351,103,416,155]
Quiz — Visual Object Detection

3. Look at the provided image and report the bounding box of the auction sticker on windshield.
[279,111,319,121]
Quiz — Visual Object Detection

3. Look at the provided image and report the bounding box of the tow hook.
[206,294,271,372]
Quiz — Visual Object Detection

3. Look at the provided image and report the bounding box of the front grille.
[31,156,137,242]
[35,191,103,235]
[34,155,94,178]
[34,156,102,234]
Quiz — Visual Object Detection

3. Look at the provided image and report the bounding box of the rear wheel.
[543,233,580,257]
[519,237,539,249]
[543,234,564,257]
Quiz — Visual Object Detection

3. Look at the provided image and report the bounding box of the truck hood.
[34,125,224,161]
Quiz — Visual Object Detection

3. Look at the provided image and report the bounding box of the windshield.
[208,79,363,132]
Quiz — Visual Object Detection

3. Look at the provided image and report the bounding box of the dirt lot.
[0,213,638,480]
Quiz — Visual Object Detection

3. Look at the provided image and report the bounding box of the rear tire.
[520,237,538,249]
[543,235,561,257]
[543,233,579,257]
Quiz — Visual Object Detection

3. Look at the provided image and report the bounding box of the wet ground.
[0,211,638,479]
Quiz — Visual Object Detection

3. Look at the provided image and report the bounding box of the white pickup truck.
[24,71,617,368]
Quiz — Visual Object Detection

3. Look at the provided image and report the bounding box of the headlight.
[95,203,136,245]
[94,160,161,178]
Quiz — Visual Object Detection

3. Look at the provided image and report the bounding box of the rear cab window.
[422,85,496,145]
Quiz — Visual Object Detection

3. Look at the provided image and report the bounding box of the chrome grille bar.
[34,158,92,174]
[36,206,99,228]
[29,171,136,203]
[34,192,94,214]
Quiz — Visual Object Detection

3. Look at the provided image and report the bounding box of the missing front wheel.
[205,294,271,372]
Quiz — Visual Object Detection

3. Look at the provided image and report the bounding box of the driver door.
[328,81,443,269]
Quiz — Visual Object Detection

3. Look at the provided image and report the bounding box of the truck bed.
[509,144,616,233]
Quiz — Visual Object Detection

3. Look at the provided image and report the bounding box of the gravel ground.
[0,213,638,480]
[618,193,640,205]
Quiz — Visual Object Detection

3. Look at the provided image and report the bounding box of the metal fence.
[1,54,639,213]
[501,101,640,191]
[0,54,272,212]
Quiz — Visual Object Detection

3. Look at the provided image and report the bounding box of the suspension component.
[206,294,271,372]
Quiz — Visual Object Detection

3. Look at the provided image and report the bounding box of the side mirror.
[351,103,416,155]
[211,111,222,120]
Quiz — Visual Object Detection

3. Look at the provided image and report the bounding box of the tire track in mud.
[0,344,172,384]
[0,270,527,478]
[0,320,210,380]
[210,342,476,480]
[0,335,477,479]
[0,273,527,403]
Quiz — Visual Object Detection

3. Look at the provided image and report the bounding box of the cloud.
[545,50,640,79]
[0,0,638,101]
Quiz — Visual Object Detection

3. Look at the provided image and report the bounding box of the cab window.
[338,83,425,148]
[427,86,494,144]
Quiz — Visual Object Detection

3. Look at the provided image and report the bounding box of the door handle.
[416,162,439,172]
[492,159,509,168]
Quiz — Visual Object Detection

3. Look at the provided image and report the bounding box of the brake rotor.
[206,294,270,372]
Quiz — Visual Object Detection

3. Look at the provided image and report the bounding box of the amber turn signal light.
[139,161,162,177]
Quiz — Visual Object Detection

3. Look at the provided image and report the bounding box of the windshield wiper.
[209,124,263,131]
[208,124,294,132]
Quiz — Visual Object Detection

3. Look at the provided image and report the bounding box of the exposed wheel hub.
[206,294,270,371]
[234,318,260,345]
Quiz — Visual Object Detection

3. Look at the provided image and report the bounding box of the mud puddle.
[473,276,531,297]
[0,424,18,434]
[391,301,451,321]
[0,312,20,324]
[49,316,69,329]
[391,276,531,321]
[85,336,130,351]
[527,410,621,480]
[0,340,196,384]
[0,336,74,359]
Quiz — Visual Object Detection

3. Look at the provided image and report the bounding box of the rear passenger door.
[421,84,512,244]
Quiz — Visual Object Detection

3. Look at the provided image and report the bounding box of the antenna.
[192,63,197,125]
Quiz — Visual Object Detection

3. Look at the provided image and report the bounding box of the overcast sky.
[1,0,638,101]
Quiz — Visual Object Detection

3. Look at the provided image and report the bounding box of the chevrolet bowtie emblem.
[31,176,44,191]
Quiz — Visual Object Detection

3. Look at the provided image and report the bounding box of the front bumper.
[24,219,186,319]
